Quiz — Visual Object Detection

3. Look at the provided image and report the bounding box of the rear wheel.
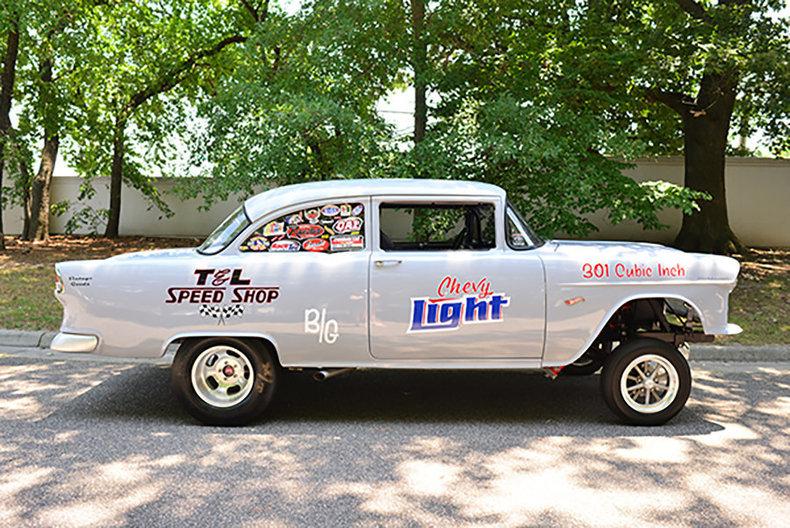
[601,339,691,425]
[171,337,278,426]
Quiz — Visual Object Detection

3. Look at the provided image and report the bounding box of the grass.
[721,248,790,345]
[0,236,199,331]
[0,236,787,345]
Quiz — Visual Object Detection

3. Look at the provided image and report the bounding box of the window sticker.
[263,221,285,236]
[288,224,325,240]
[240,202,365,254]
[303,238,330,252]
[321,204,340,217]
[270,239,301,252]
[333,216,362,234]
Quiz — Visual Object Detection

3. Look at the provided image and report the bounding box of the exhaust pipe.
[313,368,355,381]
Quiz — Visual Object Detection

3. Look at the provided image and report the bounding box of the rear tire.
[171,337,278,426]
[601,338,691,426]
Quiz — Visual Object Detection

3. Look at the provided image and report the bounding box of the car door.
[231,197,371,365]
[369,195,545,360]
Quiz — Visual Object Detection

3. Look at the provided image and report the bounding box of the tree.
[570,0,789,253]
[410,0,427,144]
[69,0,253,237]
[0,5,21,251]
[179,0,406,205]
[389,0,705,238]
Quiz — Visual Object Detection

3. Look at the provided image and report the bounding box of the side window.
[240,202,365,253]
[379,203,496,251]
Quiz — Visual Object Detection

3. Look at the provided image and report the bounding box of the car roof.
[243,179,506,221]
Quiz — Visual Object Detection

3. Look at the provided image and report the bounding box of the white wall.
[2,157,789,246]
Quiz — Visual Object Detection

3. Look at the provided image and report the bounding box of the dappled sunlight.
[0,356,786,526]
[0,358,134,421]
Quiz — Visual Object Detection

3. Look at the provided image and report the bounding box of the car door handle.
[374,259,402,268]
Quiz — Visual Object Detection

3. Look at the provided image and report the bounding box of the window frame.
[197,206,252,256]
[504,200,543,251]
[231,196,371,255]
[374,196,502,253]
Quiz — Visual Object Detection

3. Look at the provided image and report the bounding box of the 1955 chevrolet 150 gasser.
[52,179,741,426]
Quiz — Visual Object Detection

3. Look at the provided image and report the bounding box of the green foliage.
[177,0,407,204]
[5,0,784,241]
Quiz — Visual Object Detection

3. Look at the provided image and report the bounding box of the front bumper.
[50,332,98,353]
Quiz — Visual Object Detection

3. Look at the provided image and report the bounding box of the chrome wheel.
[190,345,254,408]
[619,354,679,414]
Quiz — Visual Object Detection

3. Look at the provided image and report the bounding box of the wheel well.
[171,335,282,367]
[595,297,707,346]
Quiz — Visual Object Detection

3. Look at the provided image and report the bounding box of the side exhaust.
[313,368,355,381]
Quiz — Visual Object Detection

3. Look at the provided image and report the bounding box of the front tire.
[171,337,278,426]
[601,339,691,426]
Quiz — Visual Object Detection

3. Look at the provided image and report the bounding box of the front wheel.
[600,339,691,426]
[171,337,278,426]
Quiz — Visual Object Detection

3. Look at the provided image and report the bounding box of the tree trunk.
[27,134,59,242]
[410,0,427,144]
[27,56,59,242]
[0,25,20,251]
[673,73,745,254]
[104,116,125,238]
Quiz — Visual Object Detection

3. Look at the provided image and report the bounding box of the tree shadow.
[43,364,724,437]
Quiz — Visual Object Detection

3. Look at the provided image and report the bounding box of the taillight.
[55,268,64,294]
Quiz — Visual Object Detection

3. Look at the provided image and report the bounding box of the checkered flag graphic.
[199,304,245,325]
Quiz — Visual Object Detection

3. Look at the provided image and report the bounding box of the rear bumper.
[50,332,98,353]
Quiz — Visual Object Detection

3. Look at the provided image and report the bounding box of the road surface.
[0,346,787,527]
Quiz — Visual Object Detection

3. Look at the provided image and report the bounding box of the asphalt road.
[0,347,787,527]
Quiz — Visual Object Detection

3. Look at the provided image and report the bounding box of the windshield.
[506,200,543,249]
[197,206,250,255]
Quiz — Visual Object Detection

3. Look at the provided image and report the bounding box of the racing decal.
[287,224,325,240]
[305,208,320,224]
[165,268,279,306]
[304,308,339,344]
[408,276,510,333]
[285,212,303,225]
[263,221,285,236]
[302,238,330,252]
[330,234,364,251]
[333,216,362,234]
[200,304,245,325]
[269,239,301,252]
[581,262,687,280]
[244,235,270,252]
[321,204,340,217]
[240,202,365,254]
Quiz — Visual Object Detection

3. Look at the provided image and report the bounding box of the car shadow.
[44,364,724,437]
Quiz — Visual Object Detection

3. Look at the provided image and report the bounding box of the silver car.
[52,179,742,425]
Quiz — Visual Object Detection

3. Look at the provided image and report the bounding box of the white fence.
[3,157,789,246]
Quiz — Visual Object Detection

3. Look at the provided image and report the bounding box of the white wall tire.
[172,337,278,426]
[601,339,691,426]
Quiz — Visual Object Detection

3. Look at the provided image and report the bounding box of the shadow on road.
[43,364,723,437]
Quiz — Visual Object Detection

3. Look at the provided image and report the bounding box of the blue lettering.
[409,293,510,333]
